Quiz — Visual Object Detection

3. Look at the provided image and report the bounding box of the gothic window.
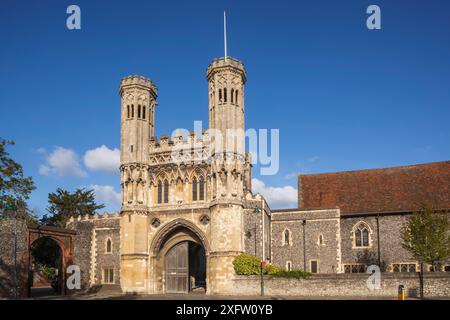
[231,89,234,103]
[163,179,169,203]
[235,90,239,104]
[131,104,134,118]
[103,268,114,284]
[343,264,367,273]
[224,88,227,103]
[192,177,198,201]
[219,89,222,104]
[130,145,133,153]
[391,263,418,273]
[157,181,162,204]
[143,106,146,119]
[353,222,371,248]
[105,238,112,254]
[127,105,130,118]
[282,229,291,246]
[138,105,141,118]
[199,176,205,200]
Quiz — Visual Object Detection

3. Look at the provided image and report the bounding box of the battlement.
[207,56,247,82]
[149,131,211,151]
[120,75,157,95]
[67,212,121,223]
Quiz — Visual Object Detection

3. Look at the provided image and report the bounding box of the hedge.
[233,254,312,279]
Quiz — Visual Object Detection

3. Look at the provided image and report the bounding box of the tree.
[401,205,450,270]
[41,188,105,227]
[0,138,36,221]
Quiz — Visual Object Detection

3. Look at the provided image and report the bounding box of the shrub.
[233,254,261,275]
[264,264,281,275]
[269,270,312,279]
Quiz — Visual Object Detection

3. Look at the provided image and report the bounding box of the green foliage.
[233,254,261,275]
[233,254,312,279]
[0,138,36,221]
[39,265,57,281]
[41,188,105,227]
[268,270,312,279]
[263,264,281,275]
[401,205,450,269]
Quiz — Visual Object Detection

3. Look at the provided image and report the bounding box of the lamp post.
[419,256,424,299]
[253,206,264,296]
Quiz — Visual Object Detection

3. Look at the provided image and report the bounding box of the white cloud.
[40,147,87,177]
[90,184,121,208]
[84,145,120,173]
[252,178,297,209]
[38,165,50,175]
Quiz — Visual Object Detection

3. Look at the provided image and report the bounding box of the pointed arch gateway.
[150,219,209,294]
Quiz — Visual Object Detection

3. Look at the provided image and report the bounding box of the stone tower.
[119,75,157,293]
[206,57,248,294]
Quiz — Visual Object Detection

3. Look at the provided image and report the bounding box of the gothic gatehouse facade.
[66,55,450,295]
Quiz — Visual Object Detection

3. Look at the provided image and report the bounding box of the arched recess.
[149,218,210,294]
[26,225,76,297]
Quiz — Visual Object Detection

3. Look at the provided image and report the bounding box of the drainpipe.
[302,220,307,271]
[376,212,381,268]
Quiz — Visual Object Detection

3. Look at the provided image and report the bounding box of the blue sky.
[1,0,450,215]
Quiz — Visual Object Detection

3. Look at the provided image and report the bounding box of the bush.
[233,254,261,275]
[233,254,312,279]
[269,270,312,279]
[264,264,281,275]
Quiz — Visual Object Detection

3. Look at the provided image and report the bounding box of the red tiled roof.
[298,161,450,214]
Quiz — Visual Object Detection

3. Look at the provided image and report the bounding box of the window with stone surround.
[163,179,169,203]
[391,263,418,273]
[192,174,205,202]
[143,106,146,119]
[199,176,205,200]
[282,228,292,246]
[127,105,130,118]
[310,260,318,273]
[235,90,239,105]
[231,88,234,104]
[138,104,141,118]
[192,177,198,201]
[157,180,162,204]
[219,89,222,104]
[352,221,372,248]
[286,261,292,271]
[131,104,134,118]
[318,234,324,246]
[105,238,112,254]
[103,268,114,284]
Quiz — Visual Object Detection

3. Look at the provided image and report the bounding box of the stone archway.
[26,225,76,297]
[150,219,209,294]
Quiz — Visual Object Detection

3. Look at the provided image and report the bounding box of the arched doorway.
[29,237,63,297]
[26,225,75,297]
[165,241,206,293]
[150,219,209,294]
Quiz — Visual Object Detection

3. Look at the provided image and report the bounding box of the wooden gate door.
[165,241,189,293]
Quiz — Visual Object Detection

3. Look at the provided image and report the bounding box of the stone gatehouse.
[62,53,450,296]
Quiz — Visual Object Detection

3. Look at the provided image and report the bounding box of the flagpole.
[224,11,227,61]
